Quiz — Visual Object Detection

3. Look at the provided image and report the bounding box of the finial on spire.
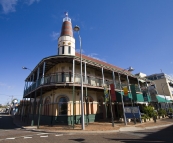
[63,12,71,23]
[65,12,68,17]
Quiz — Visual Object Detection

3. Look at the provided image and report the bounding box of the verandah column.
[102,67,107,120]
[118,72,127,125]
[72,59,75,128]
[37,87,42,129]
[84,61,88,125]
[126,74,136,124]
[126,75,133,106]
[112,70,116,119]
[31,91,36,126]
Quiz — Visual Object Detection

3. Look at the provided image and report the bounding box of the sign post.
[124,106,141,123]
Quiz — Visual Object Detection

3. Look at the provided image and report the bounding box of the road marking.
[55,134,63,136]
[40,135,48,137]
[37,133,50,135]
[6,138,15,140]
[24,136,32,139]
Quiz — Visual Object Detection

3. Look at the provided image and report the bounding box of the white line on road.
[6,138,15,140]
[55,134,63,136]
[40,135,48,137]
[37,133,50,135]
[24,136,32,139]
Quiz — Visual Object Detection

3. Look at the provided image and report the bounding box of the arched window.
[44,97,50,116]
[59,97,68,115]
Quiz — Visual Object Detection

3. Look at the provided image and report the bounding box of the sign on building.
[104,86,109,102]
[124,106,141,120]
[123,86,128,96]
[130,84,137,101]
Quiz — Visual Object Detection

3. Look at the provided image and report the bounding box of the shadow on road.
[69,138,85,142]
[0,113,19,130]
[104,124,173,143]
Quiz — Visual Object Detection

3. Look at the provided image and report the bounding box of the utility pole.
[9,95,13,115]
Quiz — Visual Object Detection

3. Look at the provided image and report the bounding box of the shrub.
[168,108,173,113]
[143,106,157,118]
[158,109,166,116]
[141,114,149,120]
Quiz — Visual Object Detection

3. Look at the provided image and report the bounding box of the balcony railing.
[23,72,141,96]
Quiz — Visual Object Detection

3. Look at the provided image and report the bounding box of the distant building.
[135,72,147,78]
[146,73,173,100]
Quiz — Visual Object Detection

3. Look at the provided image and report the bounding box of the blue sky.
[0,0,173,104]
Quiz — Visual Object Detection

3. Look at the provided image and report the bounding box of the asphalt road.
[1,113,173,143]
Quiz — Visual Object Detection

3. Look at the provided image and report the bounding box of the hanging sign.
[123,86,128,96]
[104,86,109,102]
[130,84,137,101]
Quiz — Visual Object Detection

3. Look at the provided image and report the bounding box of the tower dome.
[58,13,75,56]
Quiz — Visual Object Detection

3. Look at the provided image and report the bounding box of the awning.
[138,79,146,83]
[115,92,149,103]
[156,95,172,103]
[115,92,173,103]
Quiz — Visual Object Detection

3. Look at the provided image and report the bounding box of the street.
[1,113,173,143]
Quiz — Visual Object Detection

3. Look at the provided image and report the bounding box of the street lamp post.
[22,66,33,125]
[22,67,32,72]
[73,25,85,130]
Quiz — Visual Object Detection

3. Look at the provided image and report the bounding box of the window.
[44,97,50,116]
[62,46,64,54]
[86,96,93,114]
[58,48,59,55]
[68,46,71,54]
[59,97,68,115]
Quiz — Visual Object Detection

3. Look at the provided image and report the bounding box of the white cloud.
[25,0,40,5]
[0,0,18,14]
[87,53,106,62]
[0,0,40,14]
[50,31,59,40]
[76,48,85,53]
[0,82,6,86]
[0,82,14,89]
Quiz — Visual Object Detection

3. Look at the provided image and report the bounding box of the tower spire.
[57,13,75,56]
[60,12,73,37]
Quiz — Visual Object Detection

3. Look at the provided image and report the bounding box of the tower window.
[62,46,64,54]
[58,48,59,55]
[68,46,71,54]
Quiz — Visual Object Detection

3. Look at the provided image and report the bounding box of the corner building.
[20,14,154,125]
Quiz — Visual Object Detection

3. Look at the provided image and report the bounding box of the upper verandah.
[24,52,151,84]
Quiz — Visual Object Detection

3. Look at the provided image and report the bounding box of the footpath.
[13,117,173,134]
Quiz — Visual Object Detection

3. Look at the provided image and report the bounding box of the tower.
[58,13,75,56]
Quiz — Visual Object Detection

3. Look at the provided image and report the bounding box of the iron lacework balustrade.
[23,72,141,96]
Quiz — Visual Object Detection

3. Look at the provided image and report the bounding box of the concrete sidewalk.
[13,116,173,133]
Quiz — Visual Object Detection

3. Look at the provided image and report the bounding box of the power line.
[0,94,22,96]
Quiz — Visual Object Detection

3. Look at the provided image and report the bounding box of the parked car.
[167,113,173,118]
